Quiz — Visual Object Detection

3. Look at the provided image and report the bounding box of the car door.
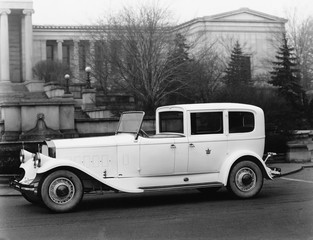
[173,136,189,174]
[139,137,175,176]
[187,111,228,173]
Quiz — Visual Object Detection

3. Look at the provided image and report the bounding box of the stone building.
[0,0,287,143]
[176,8,287,76]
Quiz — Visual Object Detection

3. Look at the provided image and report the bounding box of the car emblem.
[206,148,211,154]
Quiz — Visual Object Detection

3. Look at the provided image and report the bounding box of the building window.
[191,112,223,135]
[46,45,54,61]
[62,45,70,66]
[79,42,87,70]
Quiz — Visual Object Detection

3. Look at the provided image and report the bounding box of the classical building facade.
[0,0,287,143]
[176,8,287,76]
[0,1,287,84]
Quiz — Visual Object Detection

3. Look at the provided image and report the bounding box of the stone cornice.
[0,1,33,10]
[175,8,288,31]
[33,25,101,30]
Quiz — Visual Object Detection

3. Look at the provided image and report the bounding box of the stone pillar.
[0,9,11,82]
[40,40,46,60]
[72,40,79,80]
[87,40,95,66]
[23,9,34,81]
[82,88,96,110]
[57,40,63,61]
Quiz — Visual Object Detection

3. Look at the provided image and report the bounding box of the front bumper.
[10,179,37,193]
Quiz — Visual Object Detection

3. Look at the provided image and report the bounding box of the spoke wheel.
[227,161,263,198]
[41,170,83,213]
[48,177,75,205]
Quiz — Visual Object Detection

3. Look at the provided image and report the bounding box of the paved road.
[0,168,313,240]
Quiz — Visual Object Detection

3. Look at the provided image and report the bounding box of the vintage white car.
[11,103,280,212]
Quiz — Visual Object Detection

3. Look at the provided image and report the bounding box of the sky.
[31,0,313,25]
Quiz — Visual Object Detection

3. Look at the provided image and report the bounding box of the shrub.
[32,60,71,84]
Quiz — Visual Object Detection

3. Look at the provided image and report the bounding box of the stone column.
[87,40,95,66]
[72,40,80,80]
[57,40,63,62]
[0,9,11,82]
[41,40,47,60]
[23,9,34,81]
[82,88,96,110]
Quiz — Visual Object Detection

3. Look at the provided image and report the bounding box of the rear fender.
[218,151,272,185]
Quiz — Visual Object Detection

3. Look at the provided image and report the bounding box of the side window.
[191,112,223,135]
[229,112,255,133]
[159,111,184,134]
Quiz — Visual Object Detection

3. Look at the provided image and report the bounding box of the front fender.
[37,154,142,193]
[218,151,272,185]
[19,159,37,185]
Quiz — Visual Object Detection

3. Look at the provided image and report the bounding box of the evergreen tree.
[167,33,192,78]
[270,34,303,107]
[224,41,251,87]
[165,33,193,104]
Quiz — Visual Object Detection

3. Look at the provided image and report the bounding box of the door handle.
[189,143,195,148]
[170,144,176,149]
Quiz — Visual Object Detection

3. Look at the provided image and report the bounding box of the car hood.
[47,133,136,150]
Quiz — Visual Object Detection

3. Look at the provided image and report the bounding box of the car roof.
[157,103,263,112]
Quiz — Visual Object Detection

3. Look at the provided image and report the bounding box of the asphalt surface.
[0,163,313,240]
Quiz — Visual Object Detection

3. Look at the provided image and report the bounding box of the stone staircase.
[0,82,48,102]
[75,107,90,119]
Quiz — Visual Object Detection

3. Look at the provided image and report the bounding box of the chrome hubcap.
[235,167,256,191]
[49,177,75,204]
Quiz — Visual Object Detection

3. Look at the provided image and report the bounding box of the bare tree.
[285,9,313,90]
[85,4,197,114]
[186,48,225,103]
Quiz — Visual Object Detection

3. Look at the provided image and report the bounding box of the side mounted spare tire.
[40,170,83,213]
[227,160,263,198]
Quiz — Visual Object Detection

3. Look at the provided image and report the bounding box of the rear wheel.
[40,170,83,213]
[227,161,263,198]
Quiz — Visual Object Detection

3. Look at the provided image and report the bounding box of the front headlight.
[20,149,35,163]
[33,153,41,168]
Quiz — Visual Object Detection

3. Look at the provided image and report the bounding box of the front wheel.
[227,161,263,198]
[22,191,41,204]
[40,170,83,213]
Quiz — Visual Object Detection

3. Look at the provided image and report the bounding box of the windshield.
[116,111,145,134]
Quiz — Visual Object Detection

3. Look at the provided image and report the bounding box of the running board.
[139,182,223,192]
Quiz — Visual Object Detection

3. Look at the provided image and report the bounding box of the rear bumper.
[268,167,281,178]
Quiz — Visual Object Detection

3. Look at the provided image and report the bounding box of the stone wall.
[75,117,156,137]
[0,117,156,173]
[0,98,77,141]
[0,141,42,174]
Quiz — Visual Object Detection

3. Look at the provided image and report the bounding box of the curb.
[0,175,21,196]
[278,165,313,177]
[0,185,21,197]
